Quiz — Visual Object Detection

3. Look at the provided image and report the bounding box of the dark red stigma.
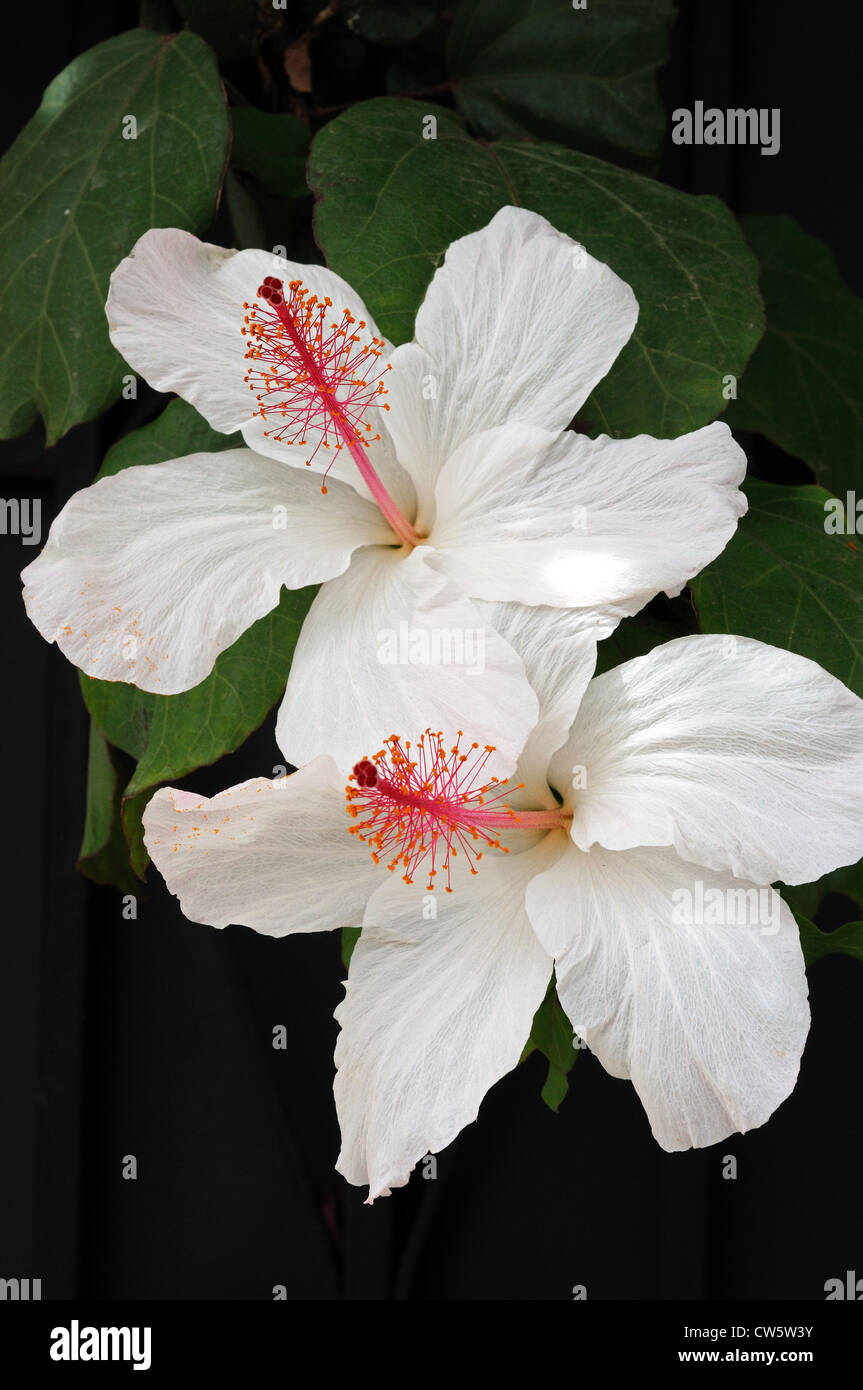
[352,759,378,789]
[256,275,284,307]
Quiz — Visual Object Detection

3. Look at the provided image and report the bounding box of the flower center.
[346,731,570,892]
[241,278,421,547]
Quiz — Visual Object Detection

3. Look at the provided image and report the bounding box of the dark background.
[1,0,861,1300]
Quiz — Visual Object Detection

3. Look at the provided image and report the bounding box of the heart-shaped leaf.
[691,480,863,697]
[0,29,228,444]
[309,97,764,439]
[726,216,863,496]
[448,0,675,167]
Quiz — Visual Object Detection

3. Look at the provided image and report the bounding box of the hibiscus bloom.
[23,208,746,773]
[142,633,863,1199]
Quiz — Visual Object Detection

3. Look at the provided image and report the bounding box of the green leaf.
[816,860,863,915]
[77,721,141,893]
[82,398,318,870]
[0,29,228,446]
[82,673,151,763]
[175,0,263,61]
[797,914,863,970]
[98,396,240,478]
[81,584,318,872]
[448,0,675,167]
[81,584,317,793]
[349,0,438,45]
[229,109,310,201]
[309,97,764,439]
[522,977,577,1112]
[122,789,153,881]
[781,858,863,924]
[726,216,863,496]
[691,480,863,698]
[225,108,317,261]
[593,597,698,677]
[341,926,362,971]
[224,170,270,253]
[540,1066,571,1112]
[133,589,316,795]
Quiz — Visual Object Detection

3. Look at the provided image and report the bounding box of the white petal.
[107,228,388,434]
[275,544,539,779]
[334,843,554,1199]
[473,599,609,805]
[431,420,747,610]
[385,206,638,500]
[526,843,809,1150]
[144,759,380,935]
[22,448,393,693]
[550,635,863,885]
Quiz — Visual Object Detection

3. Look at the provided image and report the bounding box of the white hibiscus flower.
[142,632,863,1199]
[22,208,746,774]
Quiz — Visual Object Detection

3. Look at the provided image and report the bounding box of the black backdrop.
[2,0,862,1301]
